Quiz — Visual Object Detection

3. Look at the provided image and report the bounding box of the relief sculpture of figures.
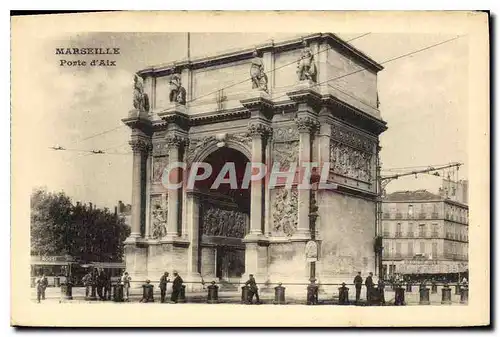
[169,73,187,105]
[250,50,268,92]
[151,200,167,240]
[296,42,317,82]
[133,74,150,113]
[273,188,298,237]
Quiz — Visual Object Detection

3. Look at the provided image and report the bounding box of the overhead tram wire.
[51,33,373,156]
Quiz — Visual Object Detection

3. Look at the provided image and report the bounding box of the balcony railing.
[383,213,391,219]
[395,232,402,238]
[395,213,403,219]
[383,231,390,238]
[418,212,427,219]
[407,232,414,238]
[431,232,438,238]
[431,212,439,218]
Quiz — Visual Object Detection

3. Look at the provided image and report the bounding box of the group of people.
[354,271,384,304]
[82,268,112,300]
[158,271,184,303]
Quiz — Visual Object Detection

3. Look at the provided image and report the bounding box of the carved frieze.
[184,135,216,165]
[330,124,374,153]
[273,126,299,143]
[330,140,373,182]
[272,188,298,237]
[150,195,167,240]
[165,134,188,149]
[152,156,169,183]
[227,132,252,147]
[201,204,247,238]
[274,141,299,171]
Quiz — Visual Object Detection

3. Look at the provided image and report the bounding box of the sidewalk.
[32,287,466,306]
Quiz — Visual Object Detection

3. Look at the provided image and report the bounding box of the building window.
[396,242,401,258]
[407,223,414,237]
[432,243,438,259]
[420,242,425,255]
[419,224,426,237]
[408,242,414,257]
[408,204,414,218]
[432,224,438,238]
[396,223,402,237]
[432,204,439,218]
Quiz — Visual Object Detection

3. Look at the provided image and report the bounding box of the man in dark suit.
[365,272,374,303]
[245,274,260,304]
[353,272,363,303]
[159,272,170,303]
[171,271,183,303]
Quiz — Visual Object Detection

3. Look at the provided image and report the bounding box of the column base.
[124,233,141,244]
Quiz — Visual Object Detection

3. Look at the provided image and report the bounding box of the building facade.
[381,189,469,279]
[121,33,387,291]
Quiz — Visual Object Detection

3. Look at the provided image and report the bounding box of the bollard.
[406,282,412,292]
[455,283,460,295]
[419,285,430,305]
[88,284,97,301]
[394,285,405,305]
[306,279,319,305]
[113,284,124,302]
[60,282,73,300]
[441,283,452,305]
[54,277,61,288]
[177,285,186,303]
[460,285,469,304]
[141,281,154,303]
[273,283,286,305]
[338,283,349,305]
[241,286,249,304]
[207,281,219,304]
[378,284,385,305]
[431,282,438,294]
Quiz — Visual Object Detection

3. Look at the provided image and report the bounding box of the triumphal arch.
[122,33,387,291]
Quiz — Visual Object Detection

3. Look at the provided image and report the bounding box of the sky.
[26,32,468,208]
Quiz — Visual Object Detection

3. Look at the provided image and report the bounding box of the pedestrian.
[97,269,106,300]
[245,274,260,304]
[365,272,374,303]
[461,276,468,286]
[121,271,131,301]
[103,270,112,300]
[35,274,48,303]
[171,271,183,303]
[353,271,363,303]
[159,272,170,303]
[82,272,92,298]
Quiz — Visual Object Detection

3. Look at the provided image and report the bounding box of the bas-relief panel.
[192,62,250,99]
[272,126,299,172]
[201,203,247,238]
[150,194,167,240]
[329,124,375,185]
[327,48,377,107]
[272,188,298,237]
[152,155,169,183]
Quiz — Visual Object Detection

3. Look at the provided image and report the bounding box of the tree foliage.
[30,188,130,262]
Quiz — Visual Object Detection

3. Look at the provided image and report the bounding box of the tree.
[30,188,130,262]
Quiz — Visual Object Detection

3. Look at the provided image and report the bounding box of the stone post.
[127,138,150,240]
[441,283,452,305]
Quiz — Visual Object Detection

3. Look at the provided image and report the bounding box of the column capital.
[165,134,189,149]
[248,121,272,138]
[295,116,320,133]
[129,138,152,154]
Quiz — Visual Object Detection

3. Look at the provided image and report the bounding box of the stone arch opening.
[194,147,250,284]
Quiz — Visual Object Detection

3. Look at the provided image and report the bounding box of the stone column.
[293,116,319,240]
[127,138,150,241]
[247,121,271,238]
[186,192,203,290]
[144,148,152,239]
[164,135,185,239]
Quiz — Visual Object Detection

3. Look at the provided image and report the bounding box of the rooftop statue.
[133,74,150,113]
[169,73,187,105]
[297,43,317,83]
[249,50,268,92]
